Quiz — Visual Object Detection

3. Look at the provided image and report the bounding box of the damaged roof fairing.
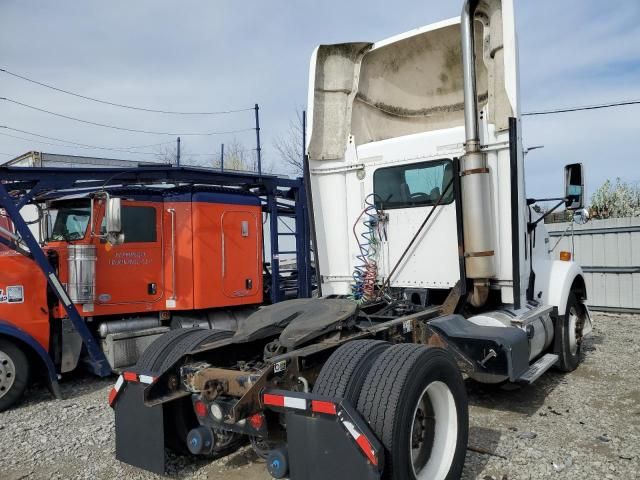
[307,0,518,159]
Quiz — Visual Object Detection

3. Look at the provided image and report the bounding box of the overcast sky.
[1,0,639,200]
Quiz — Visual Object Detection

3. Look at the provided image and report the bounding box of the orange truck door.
[94,202,164,306]
[221,211,260,298]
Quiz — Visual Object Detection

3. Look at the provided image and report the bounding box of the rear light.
[249,413,265,430]
[210,403,223,421]
[560,251,572,261]
[194,400,208,417]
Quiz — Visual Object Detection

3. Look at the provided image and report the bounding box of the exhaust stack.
[461,0,496,306]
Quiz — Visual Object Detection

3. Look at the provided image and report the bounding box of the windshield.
[50,200,91,241]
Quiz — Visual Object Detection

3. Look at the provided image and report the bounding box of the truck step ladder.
[517,353,559,384]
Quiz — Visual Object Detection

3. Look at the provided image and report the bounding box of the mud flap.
[263,390,382,480]
[114,382,166,474]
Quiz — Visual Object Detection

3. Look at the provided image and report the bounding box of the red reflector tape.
[263,393,307,410]
[263,394,285,407]
[123,371,138,382]
[108,375,124,408]
[311,400,337,415]
[108,388,117,407]
[355,434,378,466]
[342,419,378,466]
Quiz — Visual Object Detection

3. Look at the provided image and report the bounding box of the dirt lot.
[1,312,639,479]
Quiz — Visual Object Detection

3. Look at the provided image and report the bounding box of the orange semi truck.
[0,166,311,411]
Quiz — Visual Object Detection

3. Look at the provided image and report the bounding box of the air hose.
[351,194,384,303]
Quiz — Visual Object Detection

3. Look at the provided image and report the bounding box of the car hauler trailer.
[111,1,593,478]
[0,165,312,411]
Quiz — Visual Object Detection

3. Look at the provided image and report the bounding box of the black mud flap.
[114,381,166,474]
[263,390,383,480]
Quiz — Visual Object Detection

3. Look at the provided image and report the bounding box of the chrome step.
[517,353,558,384]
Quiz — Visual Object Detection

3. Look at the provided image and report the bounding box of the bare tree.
[273,109,305,174]
[154,143,179,166]
[216,137,257,172]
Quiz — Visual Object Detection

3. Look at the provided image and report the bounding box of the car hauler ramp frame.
[0,165,312,393]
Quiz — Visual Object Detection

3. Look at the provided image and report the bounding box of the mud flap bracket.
[263,390,383,480]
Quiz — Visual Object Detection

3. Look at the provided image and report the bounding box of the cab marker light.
[560,251,572,261]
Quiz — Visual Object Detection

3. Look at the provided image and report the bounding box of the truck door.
[221,210,260,298]
[374,158,460,289]
[95,202,164,306]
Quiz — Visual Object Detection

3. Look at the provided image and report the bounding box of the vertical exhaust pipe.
[461,0,496,306]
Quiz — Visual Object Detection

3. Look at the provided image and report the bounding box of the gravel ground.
[0,312,638,479]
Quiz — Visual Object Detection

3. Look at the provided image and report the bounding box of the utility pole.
[220,143,224,172]
[254,103,262,175]
[176,137,181,167]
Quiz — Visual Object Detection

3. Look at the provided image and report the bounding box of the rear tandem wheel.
[357,344,469,480]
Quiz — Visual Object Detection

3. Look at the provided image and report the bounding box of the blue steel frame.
[0,165,312,377]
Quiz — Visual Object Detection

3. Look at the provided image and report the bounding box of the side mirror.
[105,197,122,235]
[564,163,585,211]
[41,211,52,242]
[573,207,590,225]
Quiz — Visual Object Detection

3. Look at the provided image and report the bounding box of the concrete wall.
[546,217,640,312]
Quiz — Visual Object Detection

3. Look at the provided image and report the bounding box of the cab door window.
[101,205,157,243]
[373,159,454,209]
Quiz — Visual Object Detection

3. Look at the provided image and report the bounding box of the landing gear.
[0,339,29,412]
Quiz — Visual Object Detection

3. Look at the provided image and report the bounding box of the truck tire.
[357,344,468,480]
[0,338,30,412]
[313,340,390,402]
[136,328,232,374]
[556,292,585,372]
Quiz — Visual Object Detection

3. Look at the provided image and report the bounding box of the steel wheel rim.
[568,307,580,355]
[0,349,16,399]
[410,381,458,480]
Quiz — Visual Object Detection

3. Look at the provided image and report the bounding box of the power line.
[523,99,640,116]
[0,126,254,157]
[0,97,255,136]
[0,67,253,115]
[0,131,164,155]
[0,126,173,151]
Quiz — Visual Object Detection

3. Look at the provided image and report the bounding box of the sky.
[1,0,639,201]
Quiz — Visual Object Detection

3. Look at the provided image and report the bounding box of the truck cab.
[0,185,266,410]
[306,0,591,379]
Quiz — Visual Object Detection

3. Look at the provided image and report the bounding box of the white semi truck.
[112,0,592,478]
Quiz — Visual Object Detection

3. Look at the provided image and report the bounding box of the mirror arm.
[526,196,566,205]
[90,191,110,239]
[528,200,566,232]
